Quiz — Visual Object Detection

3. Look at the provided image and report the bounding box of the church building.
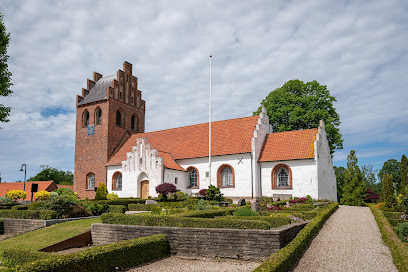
[74,61,337,201]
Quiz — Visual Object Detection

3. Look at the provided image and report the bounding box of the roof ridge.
[267,127,318,136]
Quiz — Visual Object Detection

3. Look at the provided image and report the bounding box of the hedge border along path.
[5,234,169,272]
[369,204,408,272]
[253,203,338,272]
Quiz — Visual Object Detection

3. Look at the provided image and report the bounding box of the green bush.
[11,205,28,210]
[173,208,238,218]
[0,209,57,220]
[91,198,146,208]
[0,196,12,204]
[108,205,127,214]
[6,234,169,272]
[40,195,79,218]
[95,183,108,200]
[227,215,292,228]
[253,203,339,272]
[2,249,53,267]
[128,204,157,211]
[205,185,223,201]
[233,207,258,217]
[0,219,4,234]
[396,222,408,242]
[101,213,271,230]
[81,202,109,216]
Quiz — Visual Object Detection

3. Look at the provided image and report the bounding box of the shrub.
[34,190,50,200]
[0,219,4,234]
[267,206,283,211]
[101,213,271,230]
[155,183,177,201]
[364,188,380,203]
[107,192,119,200]
[376,202,385,209]
[40,195,79,218]
[49,191,59,198]
[109,205,127,214]
[227,214,292,228]
[82,202,109,216]
[12,205,28,210]
[289,198,309,204]
[6,190,27,201]
[7,234,169,272]
[396,222,408,242]
[2,249,53,267]
[0,196,12,204]
[234,207,257,217]
[128,204,156,211]
[198,189,207,198]
[56,187,76,196]
[382,173,397,208]
[95,183,108,200]
[195,199,210,210]
[173,208,238,218]
[205,185,223,201]
[400,197,408,215]
[0,209,57,219]
[91,199,146,208]
[66,204,92,218]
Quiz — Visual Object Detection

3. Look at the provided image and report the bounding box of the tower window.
[95,108,102,125]
[131,114,138,131]
[116,109,124,127]
[83,110,89,127]
[87,173,95,190]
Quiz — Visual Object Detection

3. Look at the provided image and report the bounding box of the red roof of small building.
[258,128,318,162]
[158,151,187,171]
[108,116,259,166]
[0,180,58,200]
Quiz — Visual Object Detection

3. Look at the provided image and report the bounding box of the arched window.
[112,172,122,190]
[95,107,102,125]
[217,164,235,188]
[131,114,138,131]
[187,167,199,188]
[271,164,292,189]
[116,109,124,127]
[83,110,89,127]
[87,173,95,190]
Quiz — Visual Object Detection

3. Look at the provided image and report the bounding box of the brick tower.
[74,61,145,199]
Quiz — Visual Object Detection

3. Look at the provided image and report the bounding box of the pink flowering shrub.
[198,189,207,198]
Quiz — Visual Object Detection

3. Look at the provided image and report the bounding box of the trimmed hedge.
[108,205,127,214]
[0,219,4,234]
[2,249,53,267]
[0,209,57,220]
[253,203,339,272]
[128,204,157,211]
[369,204,408,272]
[173,208,238,218]
[90,198,147,208]
[228,215,292,228]
[101,213,271,230]
[6,234,169,272]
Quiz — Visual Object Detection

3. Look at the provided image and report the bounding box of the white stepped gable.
[122,137,164,173]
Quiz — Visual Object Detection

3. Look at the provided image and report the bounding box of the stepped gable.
[107,115,259,166]
[258,128,318,162]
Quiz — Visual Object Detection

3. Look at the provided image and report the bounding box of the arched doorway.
[137,172,149,199]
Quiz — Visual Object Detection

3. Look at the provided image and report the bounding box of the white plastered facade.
[106,108,337,201]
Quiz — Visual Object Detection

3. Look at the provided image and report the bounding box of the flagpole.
[209,55,212,186]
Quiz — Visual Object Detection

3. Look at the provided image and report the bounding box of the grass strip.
[253,203,338,272]
[369,203,408,272]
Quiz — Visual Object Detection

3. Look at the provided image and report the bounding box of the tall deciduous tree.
[334,166,346,201]
[361,163,381,194]
[30,165,73,185]
[0,13,12,125]
[254,79,342,155]
[401,155,408,195]
[382,174,396,208]
[378,159,401,194]
[340,150,366,206]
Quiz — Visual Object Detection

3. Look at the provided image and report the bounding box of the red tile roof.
[158,151,187,171]
[108,116,259,166]
[0,180,58,200]
[258,128,318,162]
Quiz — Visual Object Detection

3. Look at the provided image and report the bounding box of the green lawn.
[0,217,101,262]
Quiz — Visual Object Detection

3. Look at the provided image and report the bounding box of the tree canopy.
[340,150,366,206]
[254,79,342,154]
[401,155,407,195]
[0,12,12,125]
[378,159,401,194]
[30,165,73,185]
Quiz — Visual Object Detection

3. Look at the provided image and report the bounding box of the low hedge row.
[128,204,157,211]
[2,249,53,267]
[173,208,238,218]
[253,203,339,272]
[101,213,271,230]
[90,199,147,207]
[6,234,169,272]
[228,215,292,228]
[108,205,127,214]
[0,210,57,220]
[0,219,4,234]
[369,204,408,272]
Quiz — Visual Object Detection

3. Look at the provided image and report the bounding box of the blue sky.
[0,0,407,182]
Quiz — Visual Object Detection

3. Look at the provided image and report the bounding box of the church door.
[141,180,149,199]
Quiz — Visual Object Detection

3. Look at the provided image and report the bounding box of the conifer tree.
[401,155,408,195]
[382,174,396,208]
[340,150,366,206]
[95,183,108,200]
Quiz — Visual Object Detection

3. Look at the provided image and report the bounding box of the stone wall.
[91,222,307,260]
[1,218,45,234]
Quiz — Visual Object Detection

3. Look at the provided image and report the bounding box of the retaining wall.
[91,222,307,260]
[1,218,45,234]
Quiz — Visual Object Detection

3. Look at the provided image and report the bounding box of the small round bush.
[6,190,27,201]
[198,189,207,198]
[396,222,408,242]
[107,192,119,200]
[156,183,177,201]
[35,190,50,200]
[0,196,12,204]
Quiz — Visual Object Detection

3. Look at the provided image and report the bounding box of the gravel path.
[126,256,260,272]
[293,205,397,272]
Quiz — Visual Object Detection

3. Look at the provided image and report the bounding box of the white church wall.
[163,169,189,192]
[177,153,253,197]
[260,159,319,199]
[315,121,337,201]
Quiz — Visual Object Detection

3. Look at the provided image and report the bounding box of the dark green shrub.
[128,204,156,211]
[233,207,257,216]
[0,219,4,234]
[2,249,53,267]
[82,202,109,216]
[28,202,42,210]
[195,199,210,210]
[227,215,292,228]
[56,187,76,196]
[173,208,238,218]
[7,234,169,272]
[155,183,177,201]
[40,195,79,218]
[396,222,408,242]
[95,183,108,200]
[108,205,127,214]
[11,205,28,210]
[0,210,57,219]
[205,185,223,201]
[90,198,146,208]
[101,213,271,230]
[66,204,92,218]
[0,196,12,204]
